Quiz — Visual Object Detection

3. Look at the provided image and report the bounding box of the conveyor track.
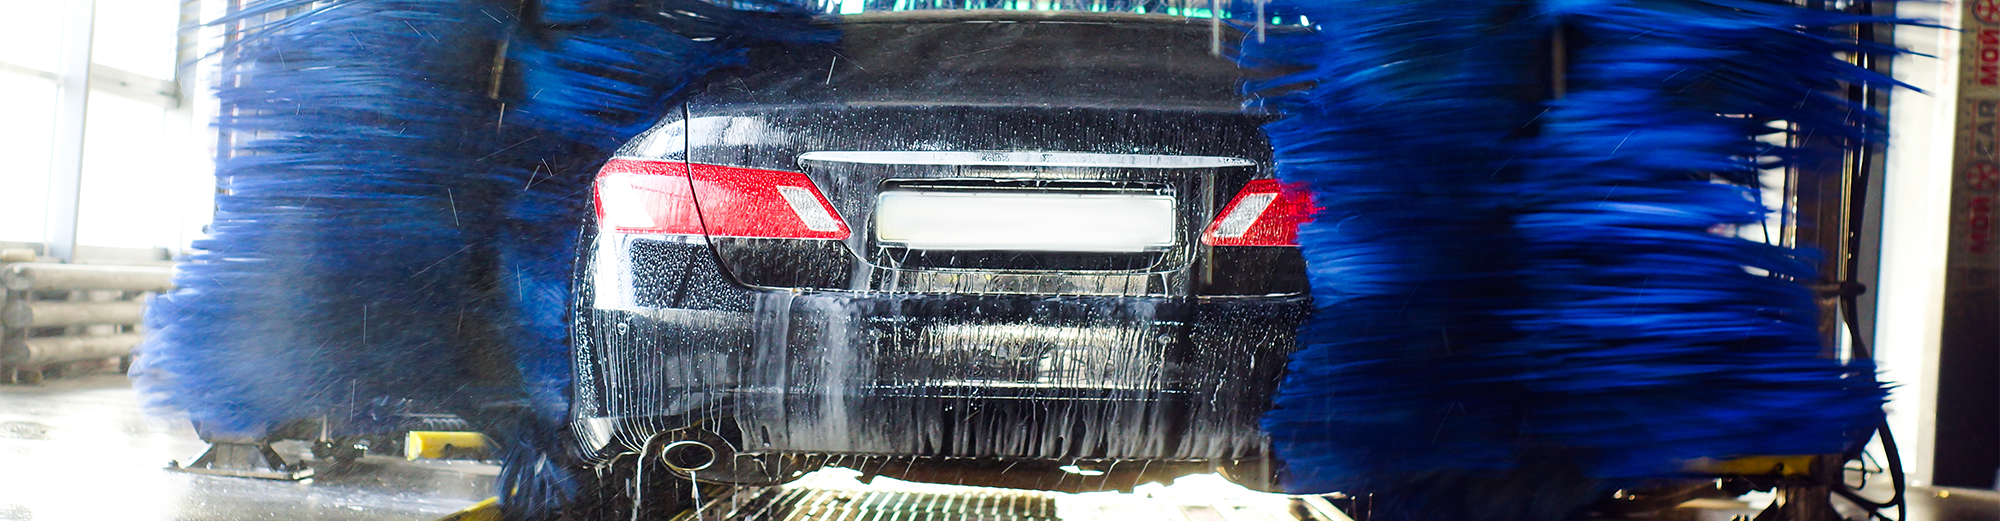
[682,471,1352,521]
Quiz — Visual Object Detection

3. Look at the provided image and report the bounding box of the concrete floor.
[2,371,1997,521]
[1903,487,2000,521]
[0,373,494,521]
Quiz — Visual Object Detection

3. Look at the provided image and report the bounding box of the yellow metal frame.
[1687,455,1818,477]
[435,497,498,521]
[405,431,492,461]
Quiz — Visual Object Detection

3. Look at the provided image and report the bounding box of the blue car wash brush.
[1249,0,1903,518]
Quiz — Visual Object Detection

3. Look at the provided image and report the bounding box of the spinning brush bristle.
[135,0,510,439]
[137,0,820,518]
[1248,0,1900,517]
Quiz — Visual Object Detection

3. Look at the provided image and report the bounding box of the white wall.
[1879,0,1963,487]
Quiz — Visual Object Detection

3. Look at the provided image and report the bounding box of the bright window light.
[77,91,183,249]
[92,0,180,79]
[0,72,58,243]
[0,0,65,72]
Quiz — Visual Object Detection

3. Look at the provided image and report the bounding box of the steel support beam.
[46,0,96,263]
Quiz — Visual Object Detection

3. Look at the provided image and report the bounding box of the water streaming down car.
[573,9,1315,494]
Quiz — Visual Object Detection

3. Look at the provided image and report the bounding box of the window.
[0,0,213,256]
[91,0,180,80]
[0,72,59,243]
[76,91,188,249]
[0,0,67,73]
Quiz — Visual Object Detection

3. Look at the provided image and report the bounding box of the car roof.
[694,9,1286,111]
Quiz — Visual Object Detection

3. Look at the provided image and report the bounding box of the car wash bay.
[1,0,1998,518]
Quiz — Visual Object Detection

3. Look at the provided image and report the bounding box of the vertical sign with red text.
[1934,0,2000,489]
[1962,0,2000,257]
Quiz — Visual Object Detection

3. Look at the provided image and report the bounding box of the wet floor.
[1906,487,2000,521]
[0,373,494,521]
[3,372,1998,521]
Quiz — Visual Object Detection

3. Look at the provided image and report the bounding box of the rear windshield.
[692,14,1254,110]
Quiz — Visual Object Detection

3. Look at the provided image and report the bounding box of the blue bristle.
[487,413,587,521]
[538,0,624,25]
[137,0,824,517]
[134,0,510,438]
[1245,0,1551,492]
[1250,0,1900,516]
[1500,0,1896,479]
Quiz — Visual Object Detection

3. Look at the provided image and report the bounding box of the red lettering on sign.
[1972,196,1995,253]
[1983,31,2000,86]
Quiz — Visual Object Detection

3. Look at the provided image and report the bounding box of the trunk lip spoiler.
[796,151,1254,169]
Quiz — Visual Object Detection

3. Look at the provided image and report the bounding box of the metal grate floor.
[704,486,1056,521]
[685,469,1351,521]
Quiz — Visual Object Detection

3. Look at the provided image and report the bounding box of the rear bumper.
[573,234,1307,466]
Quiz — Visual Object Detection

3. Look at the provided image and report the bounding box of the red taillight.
[595,159,705,234]
[593,159,849,239]
[1201,179,1317,247]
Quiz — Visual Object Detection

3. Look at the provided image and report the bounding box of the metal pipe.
[1,301,144,328]
[1,264,173,292]
[8,334,142,366]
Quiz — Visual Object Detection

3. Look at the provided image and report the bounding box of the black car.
[573,9,1314,495]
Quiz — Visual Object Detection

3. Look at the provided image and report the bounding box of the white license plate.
[875,191,1176,252]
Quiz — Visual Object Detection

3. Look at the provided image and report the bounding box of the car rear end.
[573,10,1311,491]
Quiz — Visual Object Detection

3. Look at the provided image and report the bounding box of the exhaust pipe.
[660,440,717,473]
[639,428,823,485]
